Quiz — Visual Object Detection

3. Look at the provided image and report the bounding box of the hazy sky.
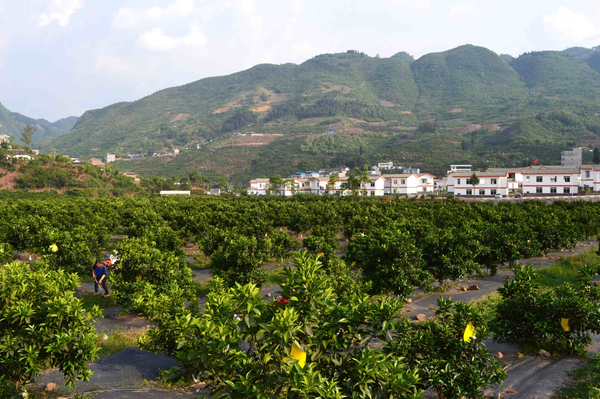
[1,0,600,121]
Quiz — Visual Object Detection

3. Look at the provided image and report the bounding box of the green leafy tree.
[268,175,284,195]
[110,236,195,310]
[326,173,340,194]
[492,264,600,355]
[388,297,506,399]
[284,178,299,195]
[20,124,37,148]
[137,252,424,398]
[594,147,600,164]
[471,172,480,193]
[0,262,100,396]
[345,227,429,298]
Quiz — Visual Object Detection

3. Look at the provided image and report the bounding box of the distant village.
[248,148,600,197]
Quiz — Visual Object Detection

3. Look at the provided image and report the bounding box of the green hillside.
[0,103,78,144]
[510,51,600,100]
[411,45,528,119]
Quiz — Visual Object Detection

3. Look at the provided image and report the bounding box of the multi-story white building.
[521,166,580,195]
[448,171,509,197]
[248,178,270,195]
[485,168,524,193]
[580,165,600,192]
[384,173,436,195]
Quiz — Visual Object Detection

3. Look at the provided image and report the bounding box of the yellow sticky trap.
[561,318,570,332]
[136,275,142,281]
[284,343,306,368]
[464,322,476,343]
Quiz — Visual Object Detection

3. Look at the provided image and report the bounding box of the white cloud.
[93,48,138,77]
[290,40,314,56]
[139,25,207,52]
[291,0,304,14]
[390,0,431,12]
[114,0,195,29]
[234,0,263,40]
[449,2,481,17]
[542,6,598,42]
[0,37,7,51]
[38,0,83,28]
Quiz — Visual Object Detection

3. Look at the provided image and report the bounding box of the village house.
[448,171,509,197]
[383,173,436,195]
[485,168,524,193]
[521,165,580,195]
[580,165,600,192]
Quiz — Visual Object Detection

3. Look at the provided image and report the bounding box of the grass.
[554,353,600,398]
[95,328,147,359]
[264,268,287,286]
[535,249,600,291]
[469,292,502,326]
[79,292,115,311]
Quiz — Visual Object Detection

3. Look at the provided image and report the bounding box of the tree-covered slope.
[0,102,78,144]
[510,51,600,100]
[411,45,528,117]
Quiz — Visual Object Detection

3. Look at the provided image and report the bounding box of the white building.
[248,178,270,195]
[448,171,509,197]
[521,166,580,195]
[105,153,115,163]
[0,135,10,143]
[580,165,600,192]
[485,168,524,193]
[159,191,191,196]
[384,173,436,195]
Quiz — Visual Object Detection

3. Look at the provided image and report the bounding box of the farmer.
[92,259,109,297]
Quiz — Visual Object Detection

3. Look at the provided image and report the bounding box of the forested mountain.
[0,103,78,144]
[34,44,600,187]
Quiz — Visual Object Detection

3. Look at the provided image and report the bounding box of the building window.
[526,176,530,182]
[536,187,543,193]
[393,179,398,185]
[550,176,557,182]
[401,179,406,184]
[491,178,497,184]
[457,179,461,184]
[370,182,375,187]
[536,176,543,182]
[564,187,570,194]
[466,178,472,184]
[466,189,472,195]
[393,188,397,193]
[586,171,591,178]
[491,189,497,195]
[370,191,374,196]
[421,178,427,184]
[479,189,485,195]
[564,176,571,182]
[550,187,557,194]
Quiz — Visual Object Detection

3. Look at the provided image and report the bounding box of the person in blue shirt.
[92,259,109,297]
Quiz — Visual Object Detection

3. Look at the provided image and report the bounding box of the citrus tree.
[137,252,424,398]
[0,262,100,397]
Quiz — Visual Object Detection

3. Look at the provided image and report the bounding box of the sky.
[1,0,600,121]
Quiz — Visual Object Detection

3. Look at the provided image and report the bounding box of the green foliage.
[110,236,195,310]
[0,262,100,396]
[345,227,428,298]
[492,264,600,355]
[138,252,424,398]
[0,242,12,264]
[388,297,506,399]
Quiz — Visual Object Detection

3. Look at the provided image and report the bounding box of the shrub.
[0,262,100,396]
[492,264,600,355]
[138,252,424,398]
[345,228,428,298]
[0,243,12,264]
[110,237,195,310]
[388,297,506,399]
